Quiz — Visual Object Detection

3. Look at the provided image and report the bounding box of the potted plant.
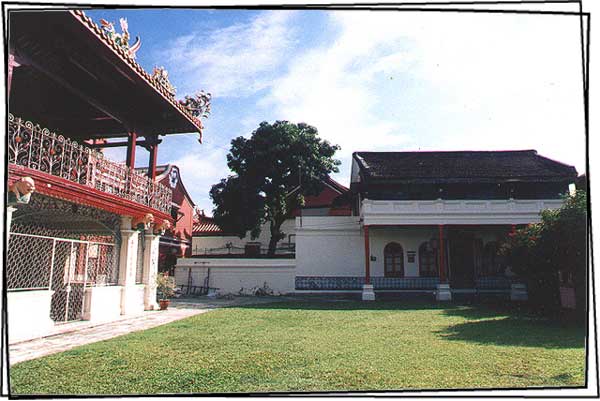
[156,273,176,310]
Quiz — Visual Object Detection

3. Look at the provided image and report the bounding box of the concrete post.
[143,232,161,310]
[362,284,376,301]
[435,283,452,301]
[118,216,142,315]
[6,206,17,235]
[510,283,528,301]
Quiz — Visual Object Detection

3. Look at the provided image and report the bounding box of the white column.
[510,283,528,301]
[435,283,452,301]
[6,206,17,235]
[118,216,143,315]
[362,284,375,301]
[143,232,161,310]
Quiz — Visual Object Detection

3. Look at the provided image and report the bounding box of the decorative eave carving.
[152,66,177,98]
[179,91,212,120]
[70,10,204,135]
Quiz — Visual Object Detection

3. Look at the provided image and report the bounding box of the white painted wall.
[369,227,438,277]
[369,226,510,277]
[295,216,364,276]
[83,286,123,323]
[295,217,512,280]
[8,290,55,344]
[176,258,295,295]
[121,284,146,316]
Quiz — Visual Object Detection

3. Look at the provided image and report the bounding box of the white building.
[296,150,576,301]
[178,150,577,301]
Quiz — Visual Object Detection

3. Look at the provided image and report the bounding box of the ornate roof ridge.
[70,10,203,138]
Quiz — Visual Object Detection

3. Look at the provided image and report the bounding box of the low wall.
[176,258,296,295]
[83,286,123,323]
[296,276,440,290]
[121,284,146,316]
[8,290,55,344]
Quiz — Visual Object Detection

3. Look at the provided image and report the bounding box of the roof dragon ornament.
[178,90,212,143]
[179,90,212,120]
[100,17,142,59]
[152,66,177,98]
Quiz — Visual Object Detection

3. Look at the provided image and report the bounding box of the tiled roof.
[324,176,349,193]
[193,216,225,236]
[71,10,203,137]
[353,150,577,183]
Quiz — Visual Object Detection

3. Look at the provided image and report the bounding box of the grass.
[10,300,586,395]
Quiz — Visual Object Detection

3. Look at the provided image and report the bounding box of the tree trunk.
[268,235,279,256]
[268,219,284,256]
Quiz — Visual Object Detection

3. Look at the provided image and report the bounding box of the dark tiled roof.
[353,150,577,183]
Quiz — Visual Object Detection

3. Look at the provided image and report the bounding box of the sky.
[87,7,587,216]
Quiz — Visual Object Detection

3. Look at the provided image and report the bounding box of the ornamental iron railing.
[8,113,172,214]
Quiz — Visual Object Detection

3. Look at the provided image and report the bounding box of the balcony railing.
[8,113,172,214]
[361,198,565,225]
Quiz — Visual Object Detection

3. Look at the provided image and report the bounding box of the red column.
[511,224,516,234]
[126,131,137,168]
[438,225,447,283]
[148,144,158,180]
[364,225,371,285]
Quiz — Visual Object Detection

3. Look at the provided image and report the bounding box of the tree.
[210,121,341,255]
[501,190,587,320]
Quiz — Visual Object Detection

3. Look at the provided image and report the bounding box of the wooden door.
[384,242,404,278]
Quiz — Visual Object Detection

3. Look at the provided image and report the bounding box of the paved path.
[171,294,299,309]
[9,308,207,365]
[8,295,300,365]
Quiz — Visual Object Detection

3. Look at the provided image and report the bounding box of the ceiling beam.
[90,139,162,149]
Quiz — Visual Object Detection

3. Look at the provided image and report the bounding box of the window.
[418,242,438,277]
[384,242,404,277]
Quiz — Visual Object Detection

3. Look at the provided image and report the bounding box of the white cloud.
[161,10,298,97]
[170,146,229,214]
[259,10,586,185]
[156,9,587,206]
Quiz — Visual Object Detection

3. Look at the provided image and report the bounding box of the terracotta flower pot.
[159,299,170,310]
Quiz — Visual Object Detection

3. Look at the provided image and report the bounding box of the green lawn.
[10,300,586,395]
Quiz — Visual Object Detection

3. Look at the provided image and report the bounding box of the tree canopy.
[210,121,341,255]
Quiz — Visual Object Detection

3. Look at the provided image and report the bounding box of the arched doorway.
[384,242,404,277]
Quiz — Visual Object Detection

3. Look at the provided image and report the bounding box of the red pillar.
[364,225,371,285]
[148,144,158,180]
[511,224,516,234]
[438,225,447,283]
[126,131,137,169]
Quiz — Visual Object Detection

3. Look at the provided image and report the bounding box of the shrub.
[501,190,587,321]
[156,273,176,300]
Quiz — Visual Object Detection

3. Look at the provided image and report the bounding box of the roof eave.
[71,10,203,136]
